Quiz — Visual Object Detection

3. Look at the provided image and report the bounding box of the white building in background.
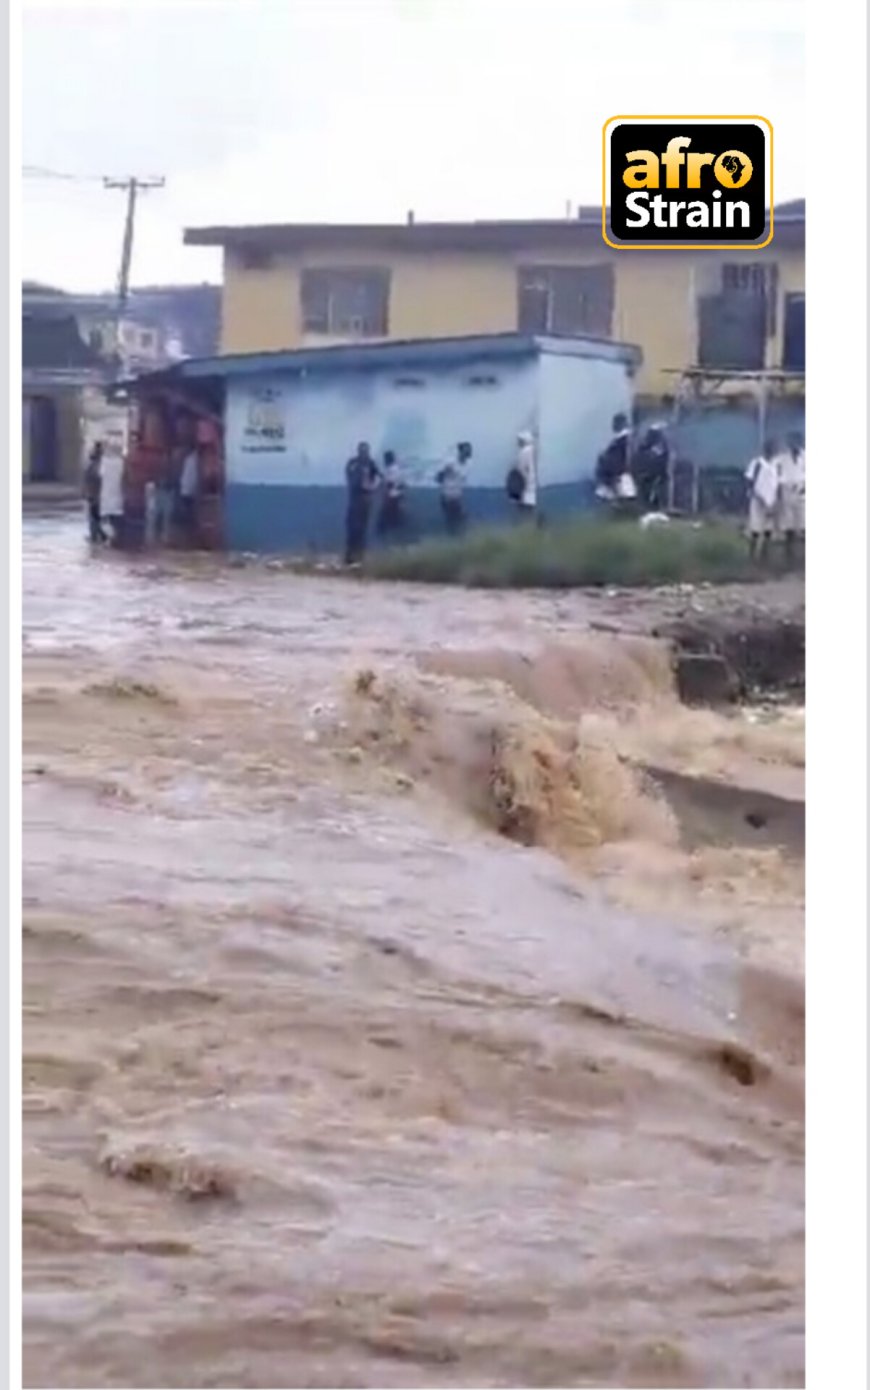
[84,314,175,375]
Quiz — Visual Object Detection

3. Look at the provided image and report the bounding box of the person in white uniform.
[99,441,125,548]
[744,439,779,565]
[515,430,538,522]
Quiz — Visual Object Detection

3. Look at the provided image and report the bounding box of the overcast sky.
[23,0,805,292]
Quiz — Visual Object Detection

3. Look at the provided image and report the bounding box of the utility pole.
[103,175,165,361]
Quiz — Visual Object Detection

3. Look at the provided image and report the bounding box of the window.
[517,265,614,337]
[721,261,778,336]
[139,330,155,350]
[466,374,499,386]
[393,376,425,388]
[301,268,390,337]
[782,292,805,371]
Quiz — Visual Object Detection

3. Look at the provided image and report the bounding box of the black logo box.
[606,120,768,245]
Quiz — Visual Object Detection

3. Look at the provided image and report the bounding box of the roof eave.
[185,214,805,251]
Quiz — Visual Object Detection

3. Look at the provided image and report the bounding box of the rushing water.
[22,513,804,1389]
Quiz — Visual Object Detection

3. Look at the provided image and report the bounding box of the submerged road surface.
[23,514,804,1389]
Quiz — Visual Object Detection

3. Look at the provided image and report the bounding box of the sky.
[22,0,805,292]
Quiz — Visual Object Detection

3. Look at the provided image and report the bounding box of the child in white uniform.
[745,440,779,564]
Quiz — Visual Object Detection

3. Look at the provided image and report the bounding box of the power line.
[23,164,105,183]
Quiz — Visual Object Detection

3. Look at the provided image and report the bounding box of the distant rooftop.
[185,203,805,252]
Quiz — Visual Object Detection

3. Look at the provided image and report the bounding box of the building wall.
[538,347,634,493]
[22,386,84,484]
[224,353,538,552]
[220,241,805,394]
[221,345,633,553]
[81,387,129,457]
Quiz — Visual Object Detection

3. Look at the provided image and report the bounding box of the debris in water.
[98,1140,239,1202]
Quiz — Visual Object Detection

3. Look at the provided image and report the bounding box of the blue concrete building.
[150,332,640,554]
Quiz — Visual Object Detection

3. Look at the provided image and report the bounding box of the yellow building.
[186,206,804,398]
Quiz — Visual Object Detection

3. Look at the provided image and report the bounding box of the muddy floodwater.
[23,513,805,1389]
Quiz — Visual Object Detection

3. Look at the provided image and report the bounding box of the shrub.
[364,517,751,589]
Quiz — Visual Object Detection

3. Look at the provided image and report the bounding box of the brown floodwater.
[22,513,804,1389]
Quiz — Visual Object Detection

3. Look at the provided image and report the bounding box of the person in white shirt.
[98,442,125,548]
[744,438,779,564]
[776,431,805,567]
[436,440,471,536]
[178,447,199,540]
[515,430,538,521]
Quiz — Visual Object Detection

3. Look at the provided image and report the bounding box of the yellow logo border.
[602,115,775,251]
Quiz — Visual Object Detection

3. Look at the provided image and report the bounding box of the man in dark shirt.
[634,423,670,511]
[83,441,106,544]
[596,413,632,495]
[344,441,380,565]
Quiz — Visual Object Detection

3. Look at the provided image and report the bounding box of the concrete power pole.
[103,175,165,363]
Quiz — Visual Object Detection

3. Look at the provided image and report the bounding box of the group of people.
[744,432,806,565]
[82,432,201,550]
[343,431,539,566]
[595,413,671,512]
[595,412,806,565]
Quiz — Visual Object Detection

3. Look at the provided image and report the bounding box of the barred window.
[517,264,614,337]
[301,268,390,337]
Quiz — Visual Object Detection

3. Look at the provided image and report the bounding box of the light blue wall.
[226,357,539,491]
[538,348,635,504]
[222,345,635,553]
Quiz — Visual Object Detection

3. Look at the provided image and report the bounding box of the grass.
[363,516,752,589]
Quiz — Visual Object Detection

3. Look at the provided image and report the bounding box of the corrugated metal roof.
[128,331,642,387]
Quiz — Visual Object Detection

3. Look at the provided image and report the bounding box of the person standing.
[153,450,177,546]
[98,440,126,548]
[776,431,805,567]
[745,438,780,564]
[514,430,538,522]
[178,444,199,544]
[376,450,408,542]
[344,441,380,565]
[634,423,670,512]
[83,441,106,544]
[436,441,471,536]
[595,413,633,501]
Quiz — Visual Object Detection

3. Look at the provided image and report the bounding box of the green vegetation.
[364,517,751,589]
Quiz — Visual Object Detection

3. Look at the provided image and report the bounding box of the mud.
[23,514,804,1388]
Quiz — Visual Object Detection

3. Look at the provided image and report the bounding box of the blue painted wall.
[224,343,634,553]
[539,347,636,508]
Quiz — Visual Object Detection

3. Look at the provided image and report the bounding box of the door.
[28,396,59,482]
